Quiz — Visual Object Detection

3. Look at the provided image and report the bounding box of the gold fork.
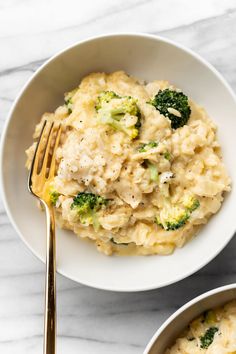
[28,120,62,354]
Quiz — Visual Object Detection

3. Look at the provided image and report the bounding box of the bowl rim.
[144,283,236,353]
[1,32,236,292]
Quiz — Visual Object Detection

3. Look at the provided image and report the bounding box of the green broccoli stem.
[146,161,159,182]
[91,210,100,232]
[100,115,138,138]
[110,107,127,118]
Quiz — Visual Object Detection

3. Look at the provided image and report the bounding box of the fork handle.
[44,204,56,354]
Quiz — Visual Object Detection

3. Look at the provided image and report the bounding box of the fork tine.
[28,120,47,192]
[48,124,62,179]
[40,122,55,177]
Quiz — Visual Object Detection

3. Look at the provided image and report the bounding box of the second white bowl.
[144,284,236,353]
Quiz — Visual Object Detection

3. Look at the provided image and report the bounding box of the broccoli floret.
[95,91,120,111]
[149,89,191,129]
[138,141,158,152]
[71,192,108,231]
[156,194,200,231]
[96,91,141,139]
[200,327,218,349]
[64,88,77,114]
[182,194,200,212]
[203,310,217,325]
[163,151,171,160]
[49,190,60,206]
[65,97,73,114]
[156,204,190,230]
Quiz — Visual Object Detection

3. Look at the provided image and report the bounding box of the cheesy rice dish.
[26,71,230,256]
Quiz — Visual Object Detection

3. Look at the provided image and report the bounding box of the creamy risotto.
[26,71,230,256]
[166,300,236,353]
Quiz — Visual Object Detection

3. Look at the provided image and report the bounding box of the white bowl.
[144,283,236,353]
[1,33,236,292]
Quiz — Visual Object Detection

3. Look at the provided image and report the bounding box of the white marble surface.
[1,1,236,353]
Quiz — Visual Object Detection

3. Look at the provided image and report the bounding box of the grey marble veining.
[0,1,236,353]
